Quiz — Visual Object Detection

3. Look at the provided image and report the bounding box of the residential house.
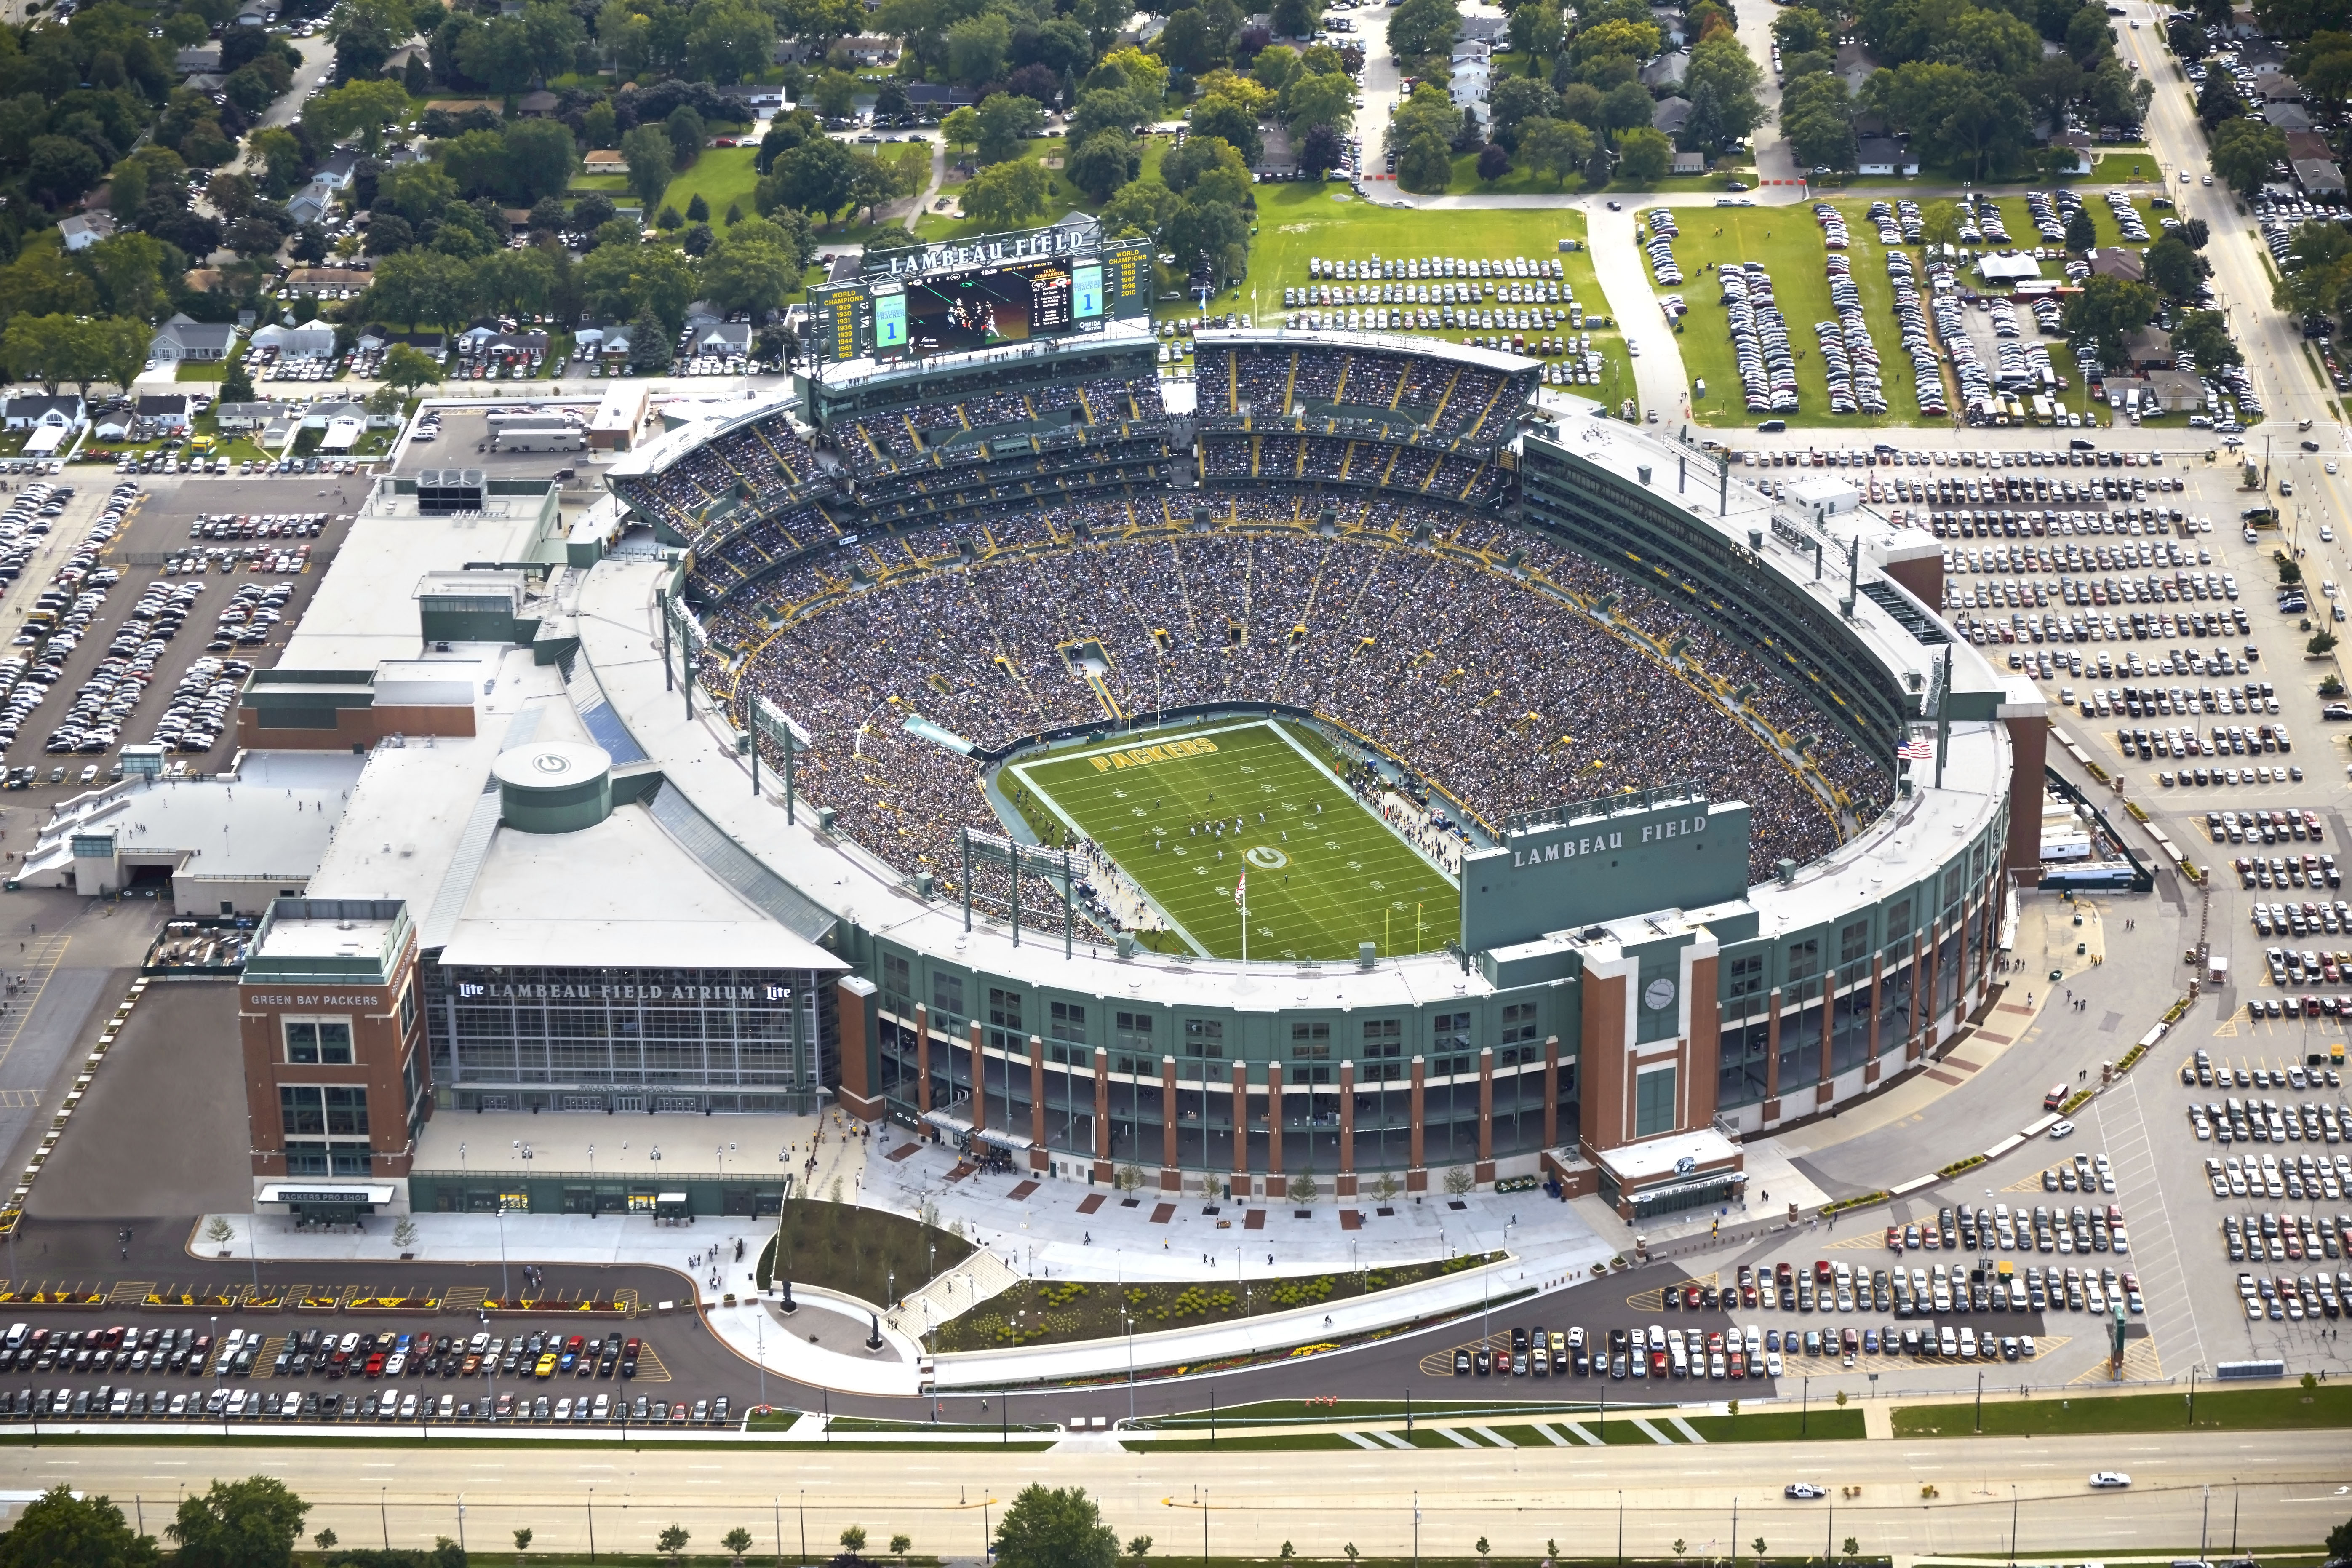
[1671,150,1706,175]
[311,151,361,190]
[2295,158,2347,196]
[2088,248,2145,283]
[1640,49,1690,90]
[286,182,337,228]
[840,34,900,63]
[1857,138,1920,176]
[902,83,979,114]
[303,399,401,431]
[683,301,726,333]
[583,150,629,175]
[148,314,237,364]
[134,394,196,434]
[213,401,295,432]
[1460,13,1506,42]
[232,0,279,23]
[174,45,222,74]
[1649,6,1688,45]
[184,267,227,294]
[285,268,373,296]
[1652,96,1693,136]
[574,321,636,360]
[2285,130,2334,163]
[515,90,559,116]
[58,213,115,252]
[184,73,227,93]
[2253,69,2301,100]
[2105,369,2203,411]
[0,395,85,432]
[693,323,754,358]
[2264,102,2314,132]
[457,323,550,356]
[251,321,338,360]
[2122,326,2173,370]
[355,326,447,355]
[2047,131,2094,175]
[1448,41,1492,113]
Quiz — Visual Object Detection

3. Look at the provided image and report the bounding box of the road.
[0,1429,2335,1558]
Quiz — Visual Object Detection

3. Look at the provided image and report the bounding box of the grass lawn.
[658,146,761,223]
[753,1198,972,1306]
[567,173,630,194]
[1892,1381,2352,1437]
[1006,717,1458,962]
[1124,1432,1365,1450]
[929,1250,1495,1353]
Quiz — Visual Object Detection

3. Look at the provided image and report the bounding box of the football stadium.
[209,220,2040,1221]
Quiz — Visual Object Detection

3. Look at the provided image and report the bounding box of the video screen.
[897,259,1079,357]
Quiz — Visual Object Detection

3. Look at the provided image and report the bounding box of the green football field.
[1006,720,1460,962]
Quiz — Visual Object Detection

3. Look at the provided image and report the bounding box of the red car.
[363,1352,387,1379]
[1885,1226,1903,1251]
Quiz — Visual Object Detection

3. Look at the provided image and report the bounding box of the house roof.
[134,394,194,416]
[1671,150,1706,173]
[5,395,83,416]
[2124,326,2172,361]
[154,314,237,349]
[516,90,559,112]
[2088,248,2144,281]
[2293,158,2347,192]
[1652,95,1692,134]
[57,213,114,241]
[2285,130,2333,161]
[317,151,361,180]
[1857,137,1911,164]
[2264,102,2314,130]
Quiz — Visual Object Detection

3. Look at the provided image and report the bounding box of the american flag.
[1898,736,1936,761]
[1233,871,1246,908]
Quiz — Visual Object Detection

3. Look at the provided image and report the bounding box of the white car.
[1785,1483,1829,1500]
[2090,1472,2132,1488]
[2323,526,2335,542]
[2049,1120,2076,1139]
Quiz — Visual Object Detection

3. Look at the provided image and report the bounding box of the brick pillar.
[1266,1061,1284,1180]
[1230,1060,1248,1197]
[1406,1055,1428,1191]
[915,1004,932,1117]
[1337,1060,1357,1198]
[1028,1034,1048,1173]
[1909,931,1927,1059]
[967,1020,985,1133]
[1542,1034,1561,1150]
[1922,922,1940,1052]
[1091,1046,1111,1183]
[1160,1055,1180,1191]
[1818,974,1837,1106]
[1865,955,1885,1086]
[1763,986,1782,1118]
[1474,1047,1496,1182]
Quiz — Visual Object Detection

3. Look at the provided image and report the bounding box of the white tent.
[320,416,363,452]
[23,425,64,457]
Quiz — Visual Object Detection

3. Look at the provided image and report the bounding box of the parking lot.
[0,1312,753,1427]
[0,477,359,801]
[395,407,597,484]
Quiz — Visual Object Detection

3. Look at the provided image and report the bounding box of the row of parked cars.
[0,1385,732,1426]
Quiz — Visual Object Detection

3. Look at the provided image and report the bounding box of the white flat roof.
[439,804,843,971]
[1598,1127,1740,1183]
[88,771,350,879]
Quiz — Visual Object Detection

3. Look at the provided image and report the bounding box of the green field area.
[1217,191,1634,411]
[1008,719,1458,962]
[658,146,763,224]
[1892,1380,2352,1436]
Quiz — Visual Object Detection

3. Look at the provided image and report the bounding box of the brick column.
[1028,1034,1047,1173]
[967,1020,985,1133]
[1818,975,1837,1106]
[1865,954,1885,1086]
[1474,1047,1496,1182]
[1265,1061,1284,1181]
[1542,1034,1561,1150]
[1920,923,1939,1052]
[1406,1055,1427,1191]
[915,1003,932,1117]
[1091,1046,1111,1183]
[1160,1055,1180,1191]
[1762,986,1782,1119]
[1230,1060,1248,1197]
[1337,1060,1357,1199]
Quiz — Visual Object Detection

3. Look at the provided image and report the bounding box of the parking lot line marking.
[0,936,73,1077]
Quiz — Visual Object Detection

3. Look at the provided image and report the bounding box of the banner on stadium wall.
[1460,795,1752,952]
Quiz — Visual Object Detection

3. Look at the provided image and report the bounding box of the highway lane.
[2,1429,2338,1557]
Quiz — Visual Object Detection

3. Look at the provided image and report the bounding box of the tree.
[622,124,675,212]
[1190,94,1263,164]
[1777,74,1854,168]
[513,1527,532,1563]
[994,1486,1118,1568]
[0,1484,161,1568]
[1298,122,1346,177]
[2064,206,2097,252]
[687,2,776,84]
[1516,116,1591,187]
[2146,232,2211,298]
[1509,0,1565,66]
[2061,272,2158,363]
[2325,1516,2352,1563]
[1273,0,1315,35]
[890,1534,913,1560]
[1487,75,1558,147]
[1476,142,1511,181]
[1444,1164,1476,1197]
[1685,32,1763,139]
[1288,1168,1321,1205]
[166,1478,309,1568]
[1615,126,1673,184]
[1599,80,1656,135]
[315,1531,339,1553]
[90,318,151,402]
[311,78,411,154]
[842,1526,869,1554]
[2176,308,2242,369]
[758,135,859,222]
[975,93,1047,165]
[1068,130,1138,201]
[1128,1537,1154,1563]
[1388,0,1460,63]
[27,138,104,209]
[657,1524,691,1566]
[381,344,446,398]
[960,158,1050,229]
[2195,65,2246,127]
[2211,118,2286,198]
[940,104,980,161]
[221,357,255,406]
[630,302,675,371]
[723,1527,755,1565]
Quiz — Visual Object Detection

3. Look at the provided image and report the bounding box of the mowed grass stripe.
[1015,722,1458,962]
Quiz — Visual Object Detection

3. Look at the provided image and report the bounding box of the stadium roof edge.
[1192,327,1542,376]
[604,391,804,482]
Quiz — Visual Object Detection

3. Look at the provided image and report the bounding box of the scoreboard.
[809,224,1154,367]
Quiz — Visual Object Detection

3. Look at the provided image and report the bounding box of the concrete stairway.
[885,1246,1023,1341]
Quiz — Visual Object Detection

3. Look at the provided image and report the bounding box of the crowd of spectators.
[1196,434,1506,505]
[704,494,1885,922]
[836,377,1170,478]
[611,411,819,543]
[1210,345,1531,449]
